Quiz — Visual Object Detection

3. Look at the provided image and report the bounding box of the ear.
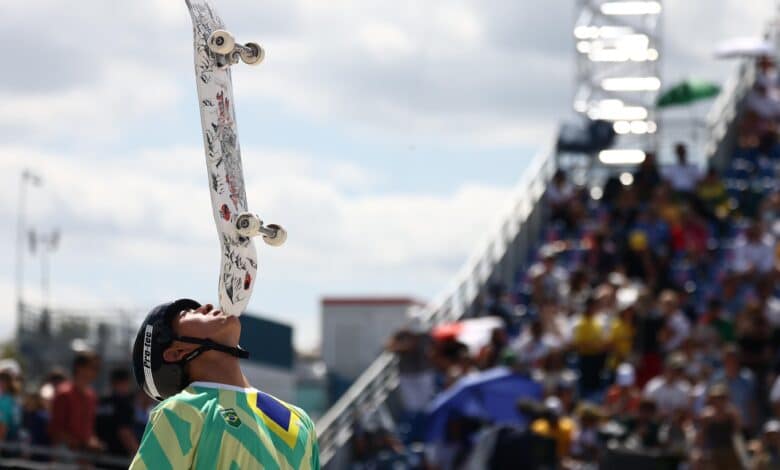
[163,341,200,363]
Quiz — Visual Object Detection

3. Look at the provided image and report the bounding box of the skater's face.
[171,303,241,346]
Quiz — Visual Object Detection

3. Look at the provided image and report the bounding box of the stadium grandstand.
[314,7,780,470]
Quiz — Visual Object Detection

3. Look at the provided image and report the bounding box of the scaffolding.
[16,302,142,388]
[573,0,663,165]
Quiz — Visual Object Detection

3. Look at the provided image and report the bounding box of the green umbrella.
[657,79,721,107]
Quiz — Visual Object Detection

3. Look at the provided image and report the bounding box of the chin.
[225,315,242,335]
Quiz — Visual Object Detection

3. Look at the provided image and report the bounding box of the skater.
[129,299,319,469]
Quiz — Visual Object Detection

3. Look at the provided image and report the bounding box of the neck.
[188,351,249,388]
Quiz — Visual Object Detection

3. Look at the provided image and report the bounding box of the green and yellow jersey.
[130,382,319,470]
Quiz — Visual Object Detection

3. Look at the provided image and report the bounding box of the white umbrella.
[431,316,504,355]
[715,36,775,59]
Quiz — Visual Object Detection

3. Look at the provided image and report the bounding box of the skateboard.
[185,0,286,316]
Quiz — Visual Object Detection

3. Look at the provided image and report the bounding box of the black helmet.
[132,299,248,401]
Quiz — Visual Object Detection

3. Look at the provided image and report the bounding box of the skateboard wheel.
[208,29,236,55]
[240,42,265,65]
[263,224,287,247]
[236,213,261,237]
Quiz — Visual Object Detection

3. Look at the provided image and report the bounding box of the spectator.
[566,268,592,314]
[697,168,730,223]
[529,245,569,306]
[605,363,641,419]
[635,298,665,387]
[760,192,780,238]
[722,273,750,318]
[651,183,683,228]
[658,290,692,354]
[694,384,744,470]
[735,302,772,404]
[555,371,580,415]
[756,55,779,97]
[770,375,780,418]
[476,328,508,370]
[732,222,776,276]
[133,391,155,443]
[624,228,658,286]
[710,345,757,435]
[530,397,575,460]
[548,170,576,228]
[49,351,103,453]
[571,297,608,396]
[752,419,780,470]
[594,283,618,319]
[643,353,691,417]
[585,231,620,280]
[671,204,709,258]
[624,398,662,450]
[607,299,636,369]
[612,186,641,235]
[633,208,671,260]
[351,405,406,468]
[571,404,605,463]
[482,283,516,332]
[632,152,662,202]
[21,392,50,449]
[511,318,553,368]
[386,314,435,443]
[431,339,472,390]
[745,80,780,134]
[662,143,702,195]
[426,413,483,470]
[96,368,138,459]
[38,369,66,406]
[700,299,736,344]
[0,370,21,446]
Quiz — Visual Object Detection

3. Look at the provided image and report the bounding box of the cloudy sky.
[0,0,775,350]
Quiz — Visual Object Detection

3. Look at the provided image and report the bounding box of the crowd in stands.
[0,352,154,467]
[353,57,780,470]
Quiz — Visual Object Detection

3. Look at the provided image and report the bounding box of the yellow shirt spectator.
[608,316,634,368]
[572,313,606,355]
[531,417,575,458]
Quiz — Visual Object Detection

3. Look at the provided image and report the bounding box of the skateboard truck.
[235,212,287,247]
[208,30,264,66]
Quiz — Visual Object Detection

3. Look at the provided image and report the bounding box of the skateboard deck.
[185,0,284,316]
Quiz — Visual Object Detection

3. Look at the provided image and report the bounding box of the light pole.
[29,229,61,311]
[15,170,42,313]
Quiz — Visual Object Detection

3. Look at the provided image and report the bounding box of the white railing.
[315,146,557,465]
[705,58,756,167]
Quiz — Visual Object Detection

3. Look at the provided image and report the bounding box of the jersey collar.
[189,381,257,393]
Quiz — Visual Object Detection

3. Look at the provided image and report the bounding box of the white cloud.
[0,144,511,348]
[0,0,571,148]
[0,143,511,272]
[4,0,772,148]
[0,58,182,142]
[358,22,415,60]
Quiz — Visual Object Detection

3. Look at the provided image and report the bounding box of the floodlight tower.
[573,0,663,166]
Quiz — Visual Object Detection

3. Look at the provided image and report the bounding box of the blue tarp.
[425,367,543,442]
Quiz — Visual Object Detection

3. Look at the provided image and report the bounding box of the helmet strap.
[174,336,250,362]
